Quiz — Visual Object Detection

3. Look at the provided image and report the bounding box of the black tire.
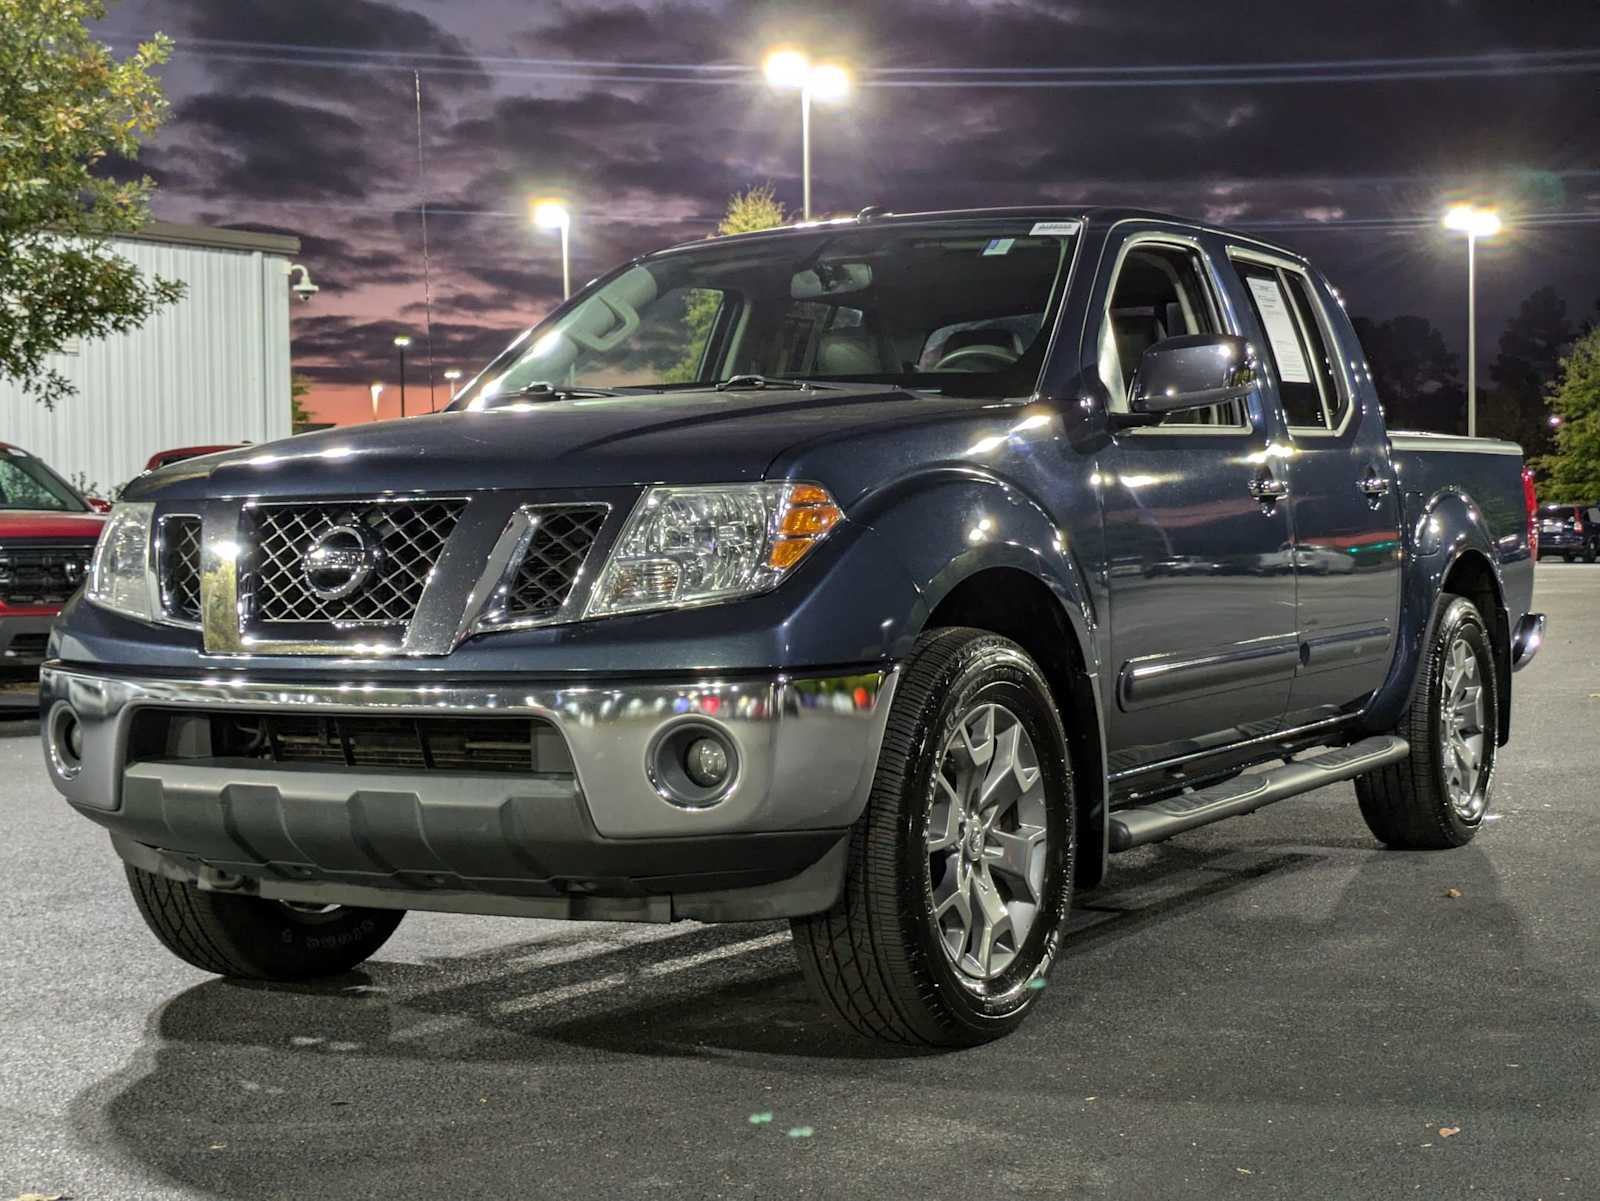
[1585,541,1597,564]
[125,865,405,980]
[1563,552,1575,563]
[1355,596,1498,849]
[790,628,1075,1046]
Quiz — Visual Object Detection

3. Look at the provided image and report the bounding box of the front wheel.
[791,628,1075,1046]
[126,865,405,980]
[1355,596,1498,849]
[1585,541,1597,564]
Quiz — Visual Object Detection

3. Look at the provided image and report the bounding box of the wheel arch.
[922,566,1109,889]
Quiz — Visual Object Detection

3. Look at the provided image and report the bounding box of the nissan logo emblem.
[302,523,383,601]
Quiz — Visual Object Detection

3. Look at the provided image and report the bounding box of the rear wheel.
[791,628,1075,1046]
[1585,540,1597,564]
[1355,596,1498,849]
[125,865,405,980]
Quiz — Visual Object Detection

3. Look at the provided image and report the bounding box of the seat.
[816,331,885,375]
[1110,311,1168,389]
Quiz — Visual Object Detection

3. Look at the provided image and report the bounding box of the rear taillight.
[1523,469,1539,558]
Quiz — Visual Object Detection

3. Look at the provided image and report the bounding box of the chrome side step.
[1108,735,1410,852]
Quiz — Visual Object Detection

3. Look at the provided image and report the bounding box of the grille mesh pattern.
[503,506,609,620]
[159,516,203,623]
[247,500,464,626]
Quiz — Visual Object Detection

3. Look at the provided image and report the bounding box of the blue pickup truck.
[43,208,1544,1046]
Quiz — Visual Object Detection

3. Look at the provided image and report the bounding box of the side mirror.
[1128,334,1257,419]
[86,497,112,514]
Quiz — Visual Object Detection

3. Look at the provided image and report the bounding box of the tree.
[1350,314,1466,434]
[663,185,787,382]
[1534,328,1600,499]
[290,373,314,427]
[1481,286,1573,456]
[0,0,181,410]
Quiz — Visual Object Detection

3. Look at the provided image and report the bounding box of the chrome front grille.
[504,506,609,620]
[243,499,466,627]
[157,515,203,624]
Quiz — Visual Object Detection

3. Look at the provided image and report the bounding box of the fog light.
[684,736,729,788]
[647,722,739,808]
[46,702,84,781]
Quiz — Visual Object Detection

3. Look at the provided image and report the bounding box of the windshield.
[0,448,87,512]
[453,219,1079,407]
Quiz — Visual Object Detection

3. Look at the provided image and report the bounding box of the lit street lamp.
[392,334,413,418]
[1442,204,1502,438]
[532,199,572,299]
[443,368,463,400]
[369,381,384,422]
[763,48,850,221]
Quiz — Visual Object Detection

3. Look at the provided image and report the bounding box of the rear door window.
[1232,259,1350,433]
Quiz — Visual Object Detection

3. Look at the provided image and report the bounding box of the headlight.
[86,502,155,621]
[585,482,843,617]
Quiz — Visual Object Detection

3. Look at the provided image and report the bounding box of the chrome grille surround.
[155,514,203,626]
[470,503,611,634]
[243,498,466,628]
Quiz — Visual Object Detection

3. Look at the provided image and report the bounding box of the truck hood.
[0,510,107,540]
[125,384,986,501]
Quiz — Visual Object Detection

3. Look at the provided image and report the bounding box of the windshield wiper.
[480,381,623,406]
[713,374,847,392]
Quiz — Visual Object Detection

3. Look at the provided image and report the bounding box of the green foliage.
[0,0,183,409]
[662,186,788,383]
[1534,328,1600,499]
[290,373,314,426]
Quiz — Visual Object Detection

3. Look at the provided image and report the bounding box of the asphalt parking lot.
[3,565,1596,1201]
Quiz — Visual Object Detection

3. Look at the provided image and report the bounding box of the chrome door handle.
[1248,476,1289,501]
[1359,473,1391,497]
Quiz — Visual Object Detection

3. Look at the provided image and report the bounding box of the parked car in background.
[0,443,106,706]
[144,444,249,472]
[1536,501,1600,562]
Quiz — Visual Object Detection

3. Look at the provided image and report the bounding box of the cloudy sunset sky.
[93,0,1600,426]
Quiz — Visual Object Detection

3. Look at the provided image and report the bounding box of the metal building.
[0,222,302,495]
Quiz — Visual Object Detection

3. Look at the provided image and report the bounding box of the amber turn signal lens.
[765,484,844,572]
[767,538,814,569]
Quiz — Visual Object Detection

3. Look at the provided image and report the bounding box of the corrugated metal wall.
[0,237,294,495]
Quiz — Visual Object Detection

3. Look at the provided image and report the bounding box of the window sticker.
[1245,275,1311,384]
[981,238,1015,256]
[1028,221,1082,236]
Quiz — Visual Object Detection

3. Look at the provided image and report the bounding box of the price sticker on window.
[1245,276,1311,384]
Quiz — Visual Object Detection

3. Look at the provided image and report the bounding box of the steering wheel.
[932,344,1021,373]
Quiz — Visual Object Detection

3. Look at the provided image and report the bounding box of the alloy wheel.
[926,702,1050,981]
[1441,636,1488,821]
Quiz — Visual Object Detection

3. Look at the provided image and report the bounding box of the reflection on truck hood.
[123,384,991,501]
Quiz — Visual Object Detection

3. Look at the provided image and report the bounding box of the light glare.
[763,48,811,89]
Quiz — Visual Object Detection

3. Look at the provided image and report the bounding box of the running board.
[1108,735,1411,852]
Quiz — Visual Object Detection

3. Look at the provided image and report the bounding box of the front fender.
[1363,488,1507,734]
[853,466,1100,669]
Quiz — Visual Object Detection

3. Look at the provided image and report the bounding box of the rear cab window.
[1230,255,1351,435]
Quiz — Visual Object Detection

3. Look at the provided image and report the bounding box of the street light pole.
[443,368,462,400]
[764,51,848,221]
[1442,204,1502,438]
[532,200,572,300]
[393,334,413,419]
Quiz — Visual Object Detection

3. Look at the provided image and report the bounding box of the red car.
[0,443,107,706]
[144,444,245,472]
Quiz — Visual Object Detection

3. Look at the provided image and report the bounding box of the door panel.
[1229,256,1402,723]
[1096,234,1298,771]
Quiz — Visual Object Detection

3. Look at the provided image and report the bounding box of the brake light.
[1523,469,1538,558]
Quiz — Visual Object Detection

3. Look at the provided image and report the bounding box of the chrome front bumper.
[41,663,898,840]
